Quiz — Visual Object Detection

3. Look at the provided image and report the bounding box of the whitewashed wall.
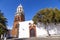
[36,27,48,37]
[36,23,48,37]
[18,20,48,38]
[18,20,33,38]
[48,23,60,35]
[37,23,60,35]
[18,20,60,38]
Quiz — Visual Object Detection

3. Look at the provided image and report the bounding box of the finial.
[18,4,22,8]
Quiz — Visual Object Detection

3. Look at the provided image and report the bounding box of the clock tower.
[12,4,25,37]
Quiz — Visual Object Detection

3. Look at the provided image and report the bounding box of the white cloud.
[7,26,12,30]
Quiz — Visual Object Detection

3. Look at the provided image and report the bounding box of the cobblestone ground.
[7,37,60,40]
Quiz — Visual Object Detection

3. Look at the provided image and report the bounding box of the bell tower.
[12,4,25,37]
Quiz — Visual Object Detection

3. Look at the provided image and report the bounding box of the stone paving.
[6,36,60,40]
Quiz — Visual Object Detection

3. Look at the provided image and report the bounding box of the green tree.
[32,8,60,36]
[53,8,60,24]
[0,10,7,39]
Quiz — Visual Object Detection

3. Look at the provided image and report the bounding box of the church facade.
[18,20,48,38]
[11,4,53,38]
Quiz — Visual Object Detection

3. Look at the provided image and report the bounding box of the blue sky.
[0,0,60,29]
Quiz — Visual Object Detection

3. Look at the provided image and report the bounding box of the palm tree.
[0,10,7,39]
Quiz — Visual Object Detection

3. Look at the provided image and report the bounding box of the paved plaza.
[6,36,60,40]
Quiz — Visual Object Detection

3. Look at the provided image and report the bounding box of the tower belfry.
[16,4,24,15]
[12,4,25,37]
[15,4,25,21]
[17,4,23,12]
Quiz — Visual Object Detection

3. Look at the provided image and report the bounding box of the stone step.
[7,37,60,40]
[26,37,60,40]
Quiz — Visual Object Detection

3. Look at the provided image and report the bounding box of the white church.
[12,4,60,38]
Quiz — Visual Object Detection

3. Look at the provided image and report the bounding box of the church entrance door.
[30,28,36,37]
